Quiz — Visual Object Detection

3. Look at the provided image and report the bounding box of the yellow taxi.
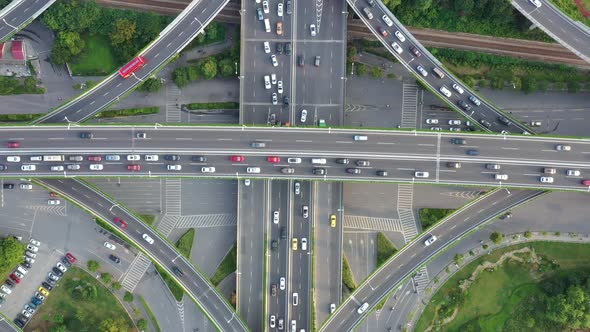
[330,214,336,228]
[292,238,298,250]
[38,286,49,297]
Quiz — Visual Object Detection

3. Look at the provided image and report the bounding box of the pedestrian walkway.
[166,84,181,122]
[171,213,237,228]
[343,215,403,232]
[401,83,418,128]
[164,179,182,215]
[121,252,152,292]
[397,184,419,244]
[412,267,430,293]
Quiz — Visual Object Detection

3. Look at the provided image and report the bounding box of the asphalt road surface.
[320,188,546,331]
[0,0,55,41]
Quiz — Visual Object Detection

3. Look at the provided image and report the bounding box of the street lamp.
[235,62,238,75]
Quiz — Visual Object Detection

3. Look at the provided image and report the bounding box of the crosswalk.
[165,179,182,215]
[401,83,419,128]
[413,267,430,293]
[121,252,152,292]
[397,184,418,243]
[166,84,182,123]
[343,215,403,232]
[441,190,486,200]
[26,205,67,216]
[171,213,237,228]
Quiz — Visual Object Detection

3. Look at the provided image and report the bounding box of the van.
[353,135,368,141]
[264,19,271,33]
[432,67,445,79]
[311,158,326,165]
[362,7,373,19]
[544,167,557,175]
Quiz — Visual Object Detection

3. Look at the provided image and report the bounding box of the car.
[486,164,501,170]
[61,257,72,268]
[87,155,102,162]
[264,75,271,89]
[109,255,121,264]
[24,257,35,264]
[25,251,37,258]
[457,99,472,111]
[246,167,261,174]
[424,235,437,246]
[31,297,42,306]
[409,45,421,57]
[347,168,361,174]
[313,168,326,175]
[356,160,370,167]
[56,262,67,273]
[244,179,251,186]
[167,165,182,171]
[104,242,116,250]
[382,14,393,26]
[7,142,20,148]
[556,144,572,151]
[495,174,509,181]
[21,164,36,171]
[14,319,25,328]
[270,315,276,328]
[378,27,388,37]
[263,41,271,54]
[468,95,481,106]
[310,24,316,36]
[280,277,286,290]
[498,116,512,126]
[330,214,336,227]
[66,164,80,170]
[566,169,580,176]
[142,233,155,244]
[52,267,63,277]
[480,119,491,128]
[6,156,20,162]
[362,7,373,19]
[105,155,120,161]
[451,127,461,132]
[430,127,442,131]
[50,165,64,172]
[41,282,53,291]
[439,86,452,97]
[285,158,301,165]
[25,304,36,314]
[415,171,429,178]
[256,7,263,20]
[293,292,299,305]
[22,262,32,269]
[452,83,464,94]
[21,310,31,318]
[136,132,147,139]
[35,290,47,299]
[294,182,300,195]
[529,0,542,8]
[335,158,349,165]
[201,167,216,173]
[391,42,403,54]
[69,155,83,162]
[286,0,292,14]
[48,272,59,281]
[89,164,103,171]
[272,93,278,105]
[128,164,141,171]
[416,65,428,77]
[376,170,388,177]
[230,155,245,162]
[277,2,283,16]
[448,119,461,126]
[366,0,376,6]
[273,211,279,224]
[530,121,542,127]
[271,54,278,67]
[65,252,77,263]
[302,206,309,218]
[192,156,207,162]
[30,238,40,246]
[144,154,159,161]
[267,156,280,163]
[5,279,15,288]
[540,176,554,183]
[277,80,284,94]
[447,162,461,169]
[1,285,12,294]
[281,167,295,174]
[0,164,6,171]
[283,96,290,105]
[27,244,38,252]
[262,0,269,13]
[300,109,308,123]
[271,284,277,297]
[9,274,20,284]
[543,167,557,174]
[292,238,298,250]
[581,180,590,186]
[357,302,369,314]
[276,21,283,35]
[80,132,94,139]
[164,155,181,161]
[499,212,512,220]
[172,266,184,277]
[394,30,406,42]
[425,119,438,124]
[466,149,479,156]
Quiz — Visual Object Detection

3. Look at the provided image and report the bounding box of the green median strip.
[342,255,356,291]
[159,228,195,301]
[0,113,44,122]
[211,244,237,286]
[139,295,162,332]
[95,107,160,118]
[376,232,398,268]
[186,102,239,110]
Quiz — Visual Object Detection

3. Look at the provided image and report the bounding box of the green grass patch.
[138,296,162,332]
[70,34,118,76]
[139,214,156,226]
[376,232,397,268]
[419,208,454,231]
[416,241,590,332]
[342,255,356,291]
[210,244,237,286]
[156,265,184,301]
[95,107,160,119]
[186,102,239,110]
[0,236,25,280]
[176,229,195,259]
[0,113,44,122]
[25,266,136,332]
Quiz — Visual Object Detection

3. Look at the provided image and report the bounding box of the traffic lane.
[0,319,17,332]
[321,189,541,331]
[0,0,52,39]
[39,179,247,332]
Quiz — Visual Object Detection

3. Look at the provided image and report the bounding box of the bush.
[419,208,454,230]
[490,231,504,244]
[95,107,159,118]
[524,231,532,238]
[111,281,122,290]
[355,63,367,76]
[342,255,356,291]
[371,66,384,79]
[186,102,239,110]
[137,318,148,330]
[137,77,163,93]
[123,291,134,302]
[101,272,112,284]
[87,260,100,272]
[376,232,397,267]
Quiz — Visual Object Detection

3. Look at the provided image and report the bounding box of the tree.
[101,272,112,284]
[218,58,235,77]
[54,313,64,324]
[110,18,137,46]
[370,66,384,79]
[200,57,218,80]
[490,231,504,244]
[546,285,590,329]
[50,325,66,332]
[567,80,580,93]
[137,318,148,330]
[0,236,24,273]
[524,231,532,238]
[123,291,134,302]
[87,260,100,272]
[100,317,129,332]
[172,67,190,88]
[521,76,537,94]
[356,63,367,76]
[112,281,122,291]
[138,77,162,93]
[454,0,475,15]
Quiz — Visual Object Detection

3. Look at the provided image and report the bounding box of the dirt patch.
[575,0,590,17]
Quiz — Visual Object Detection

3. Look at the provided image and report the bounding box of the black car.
[164,155,181,161]
[192,156,207,162]
[271,240,278,251]
[283,96,289,105]
[42,281,54,291]
[480,119,491,128]
[14,319,25,328]
[109,254,121,264]
[298,55,304,67]
[285,42,292,55]
[347,168,361,174]
[79,132,94,139]
[457,100,472,111]
[61,257,72,268]
[280,227,287,240]
[313,168,326,175]
[17,314,29,322]
[356,160,370,167]
[376,170,388,177]
[3,183,14,189]
[499,212,512,220]
[5,279,15,287]
[52,267,64,277]
[466,149,480,156]
[45,278,57,286]
[451,138,466,145]
[498,116,512,126]
[335,158,349,164]
[22,261,32,269]
[276,42,283,54]
[172,266,184,277]
[366,0,376,7]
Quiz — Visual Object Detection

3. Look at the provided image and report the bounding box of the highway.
[347,0,531,134]
[1,126,590,190]
[32,0,229,123]
[36,178,249,332]
[512,0,590,64]
[319,188,546,331]
[0,0,55,41]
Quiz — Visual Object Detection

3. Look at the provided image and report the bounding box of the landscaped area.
[210,244,237,286]
[419,208,455,231]
[69,35,118,76]
[25,266,136,332]
[416,241,590,332]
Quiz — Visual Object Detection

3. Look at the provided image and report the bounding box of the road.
[36,178,249,332]
[512,0,590,64]
[319,188,546,331]
[32,0,229,123]
[0,0,55,41]
[2,126,590,190]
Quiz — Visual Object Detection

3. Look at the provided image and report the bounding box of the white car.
[48,199,61,205]
[430,127,442,131]
[394,30,406,42]
[277,80,283,94]
[415,171,430,178]
[89,164,103,171]
[391,42,403,54]
[273,210,279,224]
[27,244,38,252]
[66,164,81,170]
[280,277,286,290]
[425,119,438,124]
[300,109,307,123]
[21,164,36,171]
[142,233,155,244]
[20,183,32,190]
[540,176,554,183]
[262,0,269,13]
[382,15,393,27]
[495,174,509,181]
[56,262,67,273]
[244,179,251,186]
[424,235,437,246]
[310,24,317,36]
[202,167,216,173]
[264,41,270,53]
[50,165,64,171]
[450,127,461,132]
[287,157,302,164]
[448,119,461,125]
[277,3,283,16]
[270,315,276,328]
[357,302,369,314]
[145,155,159,161]
[167,165,182,171]
[6,156,20,162]
[330,303,336,313]
[127,155,140,161]
[1,285,12,294]
[272,93,278,105]
[529,0,542,8]
[246,167,261,174]
[264,75,271,89]
[416,65,428,77]
[30,238,40,246]
[271,73,277,85]
[566,169,581,176]
[271,54,278,67]
[556,144,571,151]
[104,242,116,250]
[301,238,307,250]
[452,83,464,94]
[440,86,452,97]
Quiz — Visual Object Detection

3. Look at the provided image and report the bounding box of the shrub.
[524,231,532,238]
[101,272,112,283]
[490,231,504,244]
[87,260,100,272]
[123,291,134,302]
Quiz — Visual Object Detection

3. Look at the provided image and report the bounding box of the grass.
[159,229,195,300]
[176,229,195,258]
[419,208,455,231]
[157,265,184,301]
[186,102,239,110]
[95,107,160,118]
[25,267,136,332]
[376,232,397,268]
[342,255,356,291]
[70,34,118,76]
[138,296,162,332]
[210,244,237,286]
[139,214,156,226]
[416,241,590,332]
[0,113,44,122]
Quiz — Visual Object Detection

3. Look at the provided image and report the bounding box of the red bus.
[118,56,146,78]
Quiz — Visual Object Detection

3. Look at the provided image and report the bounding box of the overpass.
[0,0,55,41]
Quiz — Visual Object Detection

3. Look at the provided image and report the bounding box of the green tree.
[75,307,88,322]
[99,317,129,332]
[138,77,163,93]
[524,231,532,238]
[454,0,475,15]
[356,63,366,76]
[187,66,199,81]
[50,325,67,332]
[200,57,218,80]
[546,285,590,328]
[87,260,100,272]
[567,80,580,93]
[54,313,64,324]
[490,231,504,244]
[101,272,112,284]
[110,18,137,46]
[123,291,134,302]
[137,318,148,330]
[371,66,384,79]
[172,67,190,88]
[218,58,235,77]
[521,76,537,94]
[112,281,122,291]
[0,236,24,275]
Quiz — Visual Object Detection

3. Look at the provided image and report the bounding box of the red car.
[7,142,20,148]
[50,192,59,198]
[65,252,77,263]
[230,155,245,162]
[127,164,141,171]
[378,27,388,37]
[88,156,102,161]
[113,217,127,228]
[582,180,590,186]
[9,273,20,283]
[267,156,281,163]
